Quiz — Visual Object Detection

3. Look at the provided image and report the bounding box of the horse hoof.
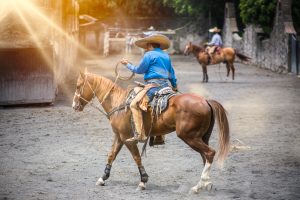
[189,186,199,194]
[95,177,105,186]
[205,182,213,191]
[136,182,146,191]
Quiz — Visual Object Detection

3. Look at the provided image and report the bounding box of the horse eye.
[76,85,80,89]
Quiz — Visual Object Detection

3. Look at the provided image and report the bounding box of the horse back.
[149,93,211,135]
[221,47,234,53]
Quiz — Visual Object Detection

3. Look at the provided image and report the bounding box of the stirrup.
[126,136,138,144]
[126,136,146,144]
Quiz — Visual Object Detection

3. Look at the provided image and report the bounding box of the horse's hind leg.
[96,134,123,186]
[179,135,216,193]
[192,139,216,193]
[231,63,235,80]
[124,142,149,190]
[226,62,230,77]
[202,65,208,82]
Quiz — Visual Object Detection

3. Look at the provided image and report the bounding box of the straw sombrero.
[209,27,221,33]
[135,34,170,50]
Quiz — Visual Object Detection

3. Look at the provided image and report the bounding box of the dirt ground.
[0,54,300,200]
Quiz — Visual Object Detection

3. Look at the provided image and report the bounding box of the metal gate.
[0,48,55,105]
[289,34,299,75]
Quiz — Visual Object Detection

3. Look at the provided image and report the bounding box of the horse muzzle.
[72,101,83,112]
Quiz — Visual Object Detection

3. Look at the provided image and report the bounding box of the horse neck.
[192,45,203,57]
[92,75,127,113]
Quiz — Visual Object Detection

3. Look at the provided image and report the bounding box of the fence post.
[103,31,109,57]
[297,39,300,75]
[289,34,298,74]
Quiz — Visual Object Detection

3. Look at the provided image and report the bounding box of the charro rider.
[206,27,223,63]
[121,34,177,143]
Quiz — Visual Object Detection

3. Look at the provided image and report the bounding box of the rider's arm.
[168,62,177,88]
[126,53,151,74]
[207,34,217,46]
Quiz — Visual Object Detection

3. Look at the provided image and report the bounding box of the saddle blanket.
[126,86,177,115]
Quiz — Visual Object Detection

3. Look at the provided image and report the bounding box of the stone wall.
[222,1,296,73]
[241,13,290,72]
[175,15,209,52]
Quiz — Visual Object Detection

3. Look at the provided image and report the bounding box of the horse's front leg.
[226,63,230,77]
[96,134,123,186]
[125,142,149,190]
[231,63,235,80]
[202,65,208,82]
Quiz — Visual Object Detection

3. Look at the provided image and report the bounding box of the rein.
[78,62,135,119]
[75,76,110,118]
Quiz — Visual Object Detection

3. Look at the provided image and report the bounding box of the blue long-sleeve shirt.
[207,33,223,46]
[126,48,177,87]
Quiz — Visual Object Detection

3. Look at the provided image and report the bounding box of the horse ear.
[189,41,192,45]
[80,70,85,78]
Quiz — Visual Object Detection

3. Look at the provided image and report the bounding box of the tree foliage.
[162,0,204,16]
[77,0,174,18]
[78,0,299,34]
[163,0,226,27]
[292,0,300,34]
[78,0,226,27]
[239,0,276,34]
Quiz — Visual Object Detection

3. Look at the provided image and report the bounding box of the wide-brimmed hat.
[148,26,155,31]
[209,27,221,33]
[135,34,170,50]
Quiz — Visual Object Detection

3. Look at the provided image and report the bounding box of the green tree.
[292,0,300,33]
[239,0,276,34]
[77,0,174,18]
[163,0,226,27]
[78,0,227,27]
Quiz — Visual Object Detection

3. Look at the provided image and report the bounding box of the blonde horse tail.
[207,100,230,165]
[235,49,251,62]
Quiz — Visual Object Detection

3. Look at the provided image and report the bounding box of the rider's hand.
[172,86,178,92]
[121,58,129,65]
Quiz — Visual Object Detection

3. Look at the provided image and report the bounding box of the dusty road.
[0,55,300,200]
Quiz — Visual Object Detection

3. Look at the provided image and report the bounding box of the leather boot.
[126,100,146,143]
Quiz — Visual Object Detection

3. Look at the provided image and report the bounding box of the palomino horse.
[72,69,230,193]
[184,42,251,82]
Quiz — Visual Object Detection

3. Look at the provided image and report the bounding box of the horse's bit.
[75,74,109,117]
[75,73,122,118]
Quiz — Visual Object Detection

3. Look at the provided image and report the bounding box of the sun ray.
[13,2,54,69]
[20,0,95,57]
[11,0,77,101]
[0,2,11,23]
[2,0,110,101]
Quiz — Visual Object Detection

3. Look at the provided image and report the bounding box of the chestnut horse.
[184,42,251,82]
[72,70,230,193]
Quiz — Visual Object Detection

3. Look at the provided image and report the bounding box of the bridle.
[184,45,192,55]
[75,74,96,104]
[75,63,135,119]
[75,73,122,119]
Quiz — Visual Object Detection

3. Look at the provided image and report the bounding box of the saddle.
[150,87,177,117]
[125,85,177,147]
[215,46,222,54]
[125,86,177,116]
[206,46,222,55]
[205,46,223,65]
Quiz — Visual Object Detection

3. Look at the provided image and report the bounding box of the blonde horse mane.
[93,74,129,109]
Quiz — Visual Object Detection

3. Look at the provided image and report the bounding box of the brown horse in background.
[184,42,251,82]
[72,70,230,193]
